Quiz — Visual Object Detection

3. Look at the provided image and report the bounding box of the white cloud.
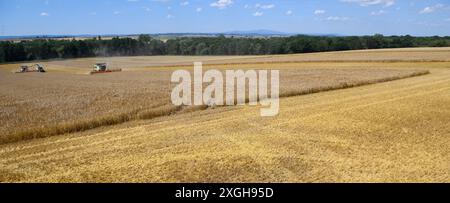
[420,7,433,14]
[327,16,349,21]
[255,4,275,10]
[286,10,293,16]
[143,7,151,12]
[370,10,386,15]
[167,14,174,19]
[90,12,97,15]
[180,1,189,6]
[196,7,203,12]
[40,12,49,16]
[113,11,121,15]
[253,11,263,17]
[445,18,450,22]
[341,0,395,7]
[314,10,326,15]
[210,0,233,9]
[419,4,444,14]
[244,4,249,9]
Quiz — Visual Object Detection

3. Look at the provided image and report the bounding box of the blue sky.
[1,0,450,36]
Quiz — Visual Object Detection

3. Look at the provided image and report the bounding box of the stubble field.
[0,47,449,182]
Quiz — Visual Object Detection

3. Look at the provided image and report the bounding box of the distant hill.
[223,29,291,36]
[0,32,343,41]
[0,30,293,41]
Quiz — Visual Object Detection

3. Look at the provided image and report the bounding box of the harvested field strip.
[279,70,429,97]
[146,60,450,69]
[0,70,429,145]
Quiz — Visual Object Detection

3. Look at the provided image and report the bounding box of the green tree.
[1,34,450,62]
[0,45,5,63]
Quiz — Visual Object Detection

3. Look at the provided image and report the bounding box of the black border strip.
[0,183,448,201]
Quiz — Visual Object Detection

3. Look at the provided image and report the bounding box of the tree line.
[1,34,449,63]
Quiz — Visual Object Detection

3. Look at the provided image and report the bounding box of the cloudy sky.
[1,0,449,36]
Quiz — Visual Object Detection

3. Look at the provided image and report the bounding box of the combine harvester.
[90,63,122,75]
[15,64,46,73]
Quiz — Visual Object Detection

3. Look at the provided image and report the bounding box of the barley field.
[0,60,428,144]
[0,48,449,183]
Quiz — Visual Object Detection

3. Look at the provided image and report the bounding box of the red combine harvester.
[90,63,122,74]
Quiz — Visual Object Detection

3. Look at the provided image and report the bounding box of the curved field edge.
[0,70,429,145]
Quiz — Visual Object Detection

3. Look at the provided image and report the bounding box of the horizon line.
[1,32,449,38]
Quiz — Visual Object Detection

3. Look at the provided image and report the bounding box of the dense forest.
[1,34,450,63]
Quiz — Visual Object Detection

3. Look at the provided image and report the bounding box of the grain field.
[0,48,448,183]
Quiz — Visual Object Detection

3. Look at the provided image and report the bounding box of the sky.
[0,0,450,36]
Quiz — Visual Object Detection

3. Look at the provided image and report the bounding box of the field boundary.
[1,58,450,67]
[139,60,450,70]
[0,70,430,145]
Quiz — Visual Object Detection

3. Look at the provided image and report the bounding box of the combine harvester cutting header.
[90,63,122,75]
[15,64,46,73]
